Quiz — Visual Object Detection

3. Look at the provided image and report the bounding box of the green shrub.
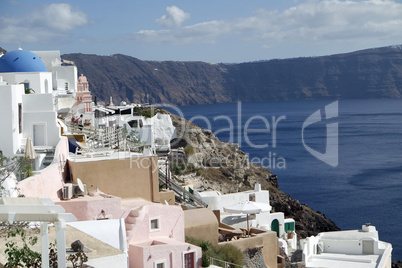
[18,157,34,179]
[185,236,244,267]
[199,240,212,252]
[4,226,41,267]
[201,254,210,267]
[139,109,155,118]
[184,145,195,156]
[170,163,186,175]
[185,236,200,245]
[170,163,197,175]
[196,168,204,176]
[216,244,244,266]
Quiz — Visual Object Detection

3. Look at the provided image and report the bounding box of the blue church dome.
[0,49,47,73]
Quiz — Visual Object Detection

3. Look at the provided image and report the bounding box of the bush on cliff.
[185,236,244,267]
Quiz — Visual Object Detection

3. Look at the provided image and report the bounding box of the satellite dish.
[77,178,85,192]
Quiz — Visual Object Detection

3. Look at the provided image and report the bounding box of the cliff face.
[62,45,402,105]
[63,53,231,106]
[168,111,340,238]
[224,46,402,101]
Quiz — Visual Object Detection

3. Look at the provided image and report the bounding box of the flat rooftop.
[306,252,380,268]
[320,229,378,240]
[68,151,149,163]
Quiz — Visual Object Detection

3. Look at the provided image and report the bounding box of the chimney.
[254,183,261,192]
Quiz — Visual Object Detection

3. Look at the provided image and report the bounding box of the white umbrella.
[24,137,36,161]
[223,201,271,235]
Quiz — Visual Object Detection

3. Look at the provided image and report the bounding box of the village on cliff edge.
[0,48,393,268]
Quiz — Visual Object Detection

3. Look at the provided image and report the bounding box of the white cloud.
[134,0,402,48]
[132,20,228,45]
[31,3,87,31]
[156,6,190,27]
[0,3,88,43]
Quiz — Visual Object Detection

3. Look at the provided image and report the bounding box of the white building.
[32,50,78,95]
[0,49,52,94]
[0,49,61,160]
[303,224,392,268]
[198,183,297,251]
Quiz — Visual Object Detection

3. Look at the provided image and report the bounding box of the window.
[154,260,166,268]
[150,217,160,231]
[65,82,69,91]
[285,222,295,232]
[18,103,22,134]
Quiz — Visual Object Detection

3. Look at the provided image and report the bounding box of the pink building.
[18,137,201,268]
[123,199,201,268]
[76,74,93,113]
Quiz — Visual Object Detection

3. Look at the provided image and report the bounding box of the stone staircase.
[124,209,140,243]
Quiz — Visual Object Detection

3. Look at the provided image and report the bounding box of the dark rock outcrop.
[62,45,402,106]
[71,240,84,252]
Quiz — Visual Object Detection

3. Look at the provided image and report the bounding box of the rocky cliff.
[167,111,340,238]
[62,53,231,106]
[62,45,402,106]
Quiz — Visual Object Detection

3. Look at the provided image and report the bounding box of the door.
[362,240,374,254]
[33,124,45,146]
[271,219,279,237]
[184,252,194,268]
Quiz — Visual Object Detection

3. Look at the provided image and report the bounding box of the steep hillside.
[62,45,402,105]
[224,46,402,101]
[63,53,231,106]
[168,111,340,237]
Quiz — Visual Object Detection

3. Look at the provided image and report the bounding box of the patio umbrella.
[24,137,36,161]
[223,201,271,235]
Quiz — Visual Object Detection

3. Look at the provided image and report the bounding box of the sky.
[1,0,402,63]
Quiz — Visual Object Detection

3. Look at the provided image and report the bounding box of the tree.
[4,226,41,268]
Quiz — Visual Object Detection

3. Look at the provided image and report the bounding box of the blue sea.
[168,98,402,261]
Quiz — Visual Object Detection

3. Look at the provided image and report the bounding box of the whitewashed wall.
[1,72,53,94]
[53,65,77,93]
[200,191,249,211]
[0,84,23,157]
[22,94,61,147]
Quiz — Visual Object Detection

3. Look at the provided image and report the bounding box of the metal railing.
[209,257,245,268]
[65,123,124,150]
[158,168,207,208]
